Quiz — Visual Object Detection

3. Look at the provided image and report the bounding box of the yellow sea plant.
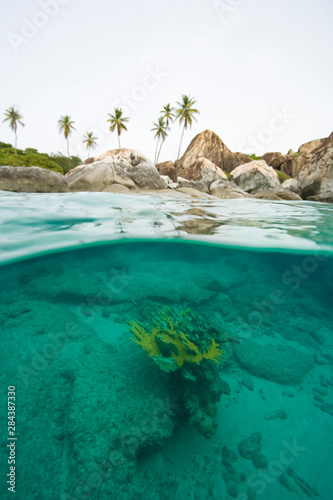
[129,314,223,372]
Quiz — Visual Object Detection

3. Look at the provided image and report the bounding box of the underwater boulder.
[0,300,178,499]
[234,339,314,385]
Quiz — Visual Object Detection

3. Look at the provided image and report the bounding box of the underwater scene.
[0,193,333,500]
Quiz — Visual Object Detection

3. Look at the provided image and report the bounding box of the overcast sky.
[1,0,332,163]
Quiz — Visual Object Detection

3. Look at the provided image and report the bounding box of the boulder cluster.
[157,130,333,202]
[0,130,332,202]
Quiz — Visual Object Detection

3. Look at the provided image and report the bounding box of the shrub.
[223,170,232,181]
[248,154,262,161]
[0,142,82,175]
[274,169,291,183]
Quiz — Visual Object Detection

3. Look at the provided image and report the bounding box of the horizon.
[1,0,333,163]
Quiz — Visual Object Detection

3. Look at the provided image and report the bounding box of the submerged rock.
[264,409,287,420]
[252,451,268,470]
[239,432,262,459]
[253,188,302,200]
[241,375,254,391]
[19,259,106,303]
[321,402,333,415]
[233,340,314,385]
[0,300,178,499]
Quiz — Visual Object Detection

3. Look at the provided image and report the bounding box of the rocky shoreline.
[0,130,332,203]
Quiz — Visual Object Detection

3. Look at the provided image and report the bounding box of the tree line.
[2,95,199,170]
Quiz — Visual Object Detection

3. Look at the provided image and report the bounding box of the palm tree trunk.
[67,137,71,171]
[118,134,121,149]
[177,125,186,160]
[154,140,159,166]
[14,125,17,155]
[156,139,164,165]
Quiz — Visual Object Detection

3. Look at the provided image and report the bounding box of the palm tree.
[175,95,200,159]
[57,115,76,170]
[82,132,98,158]
[160,103,175,127]
[107,108,129,148]
[151,117,170,165]
[2,106,25,154]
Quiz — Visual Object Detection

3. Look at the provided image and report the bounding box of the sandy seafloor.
[1,239,332,500]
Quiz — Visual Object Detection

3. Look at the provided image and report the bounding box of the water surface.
[1,192,332,500]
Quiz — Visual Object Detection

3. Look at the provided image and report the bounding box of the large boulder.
[306,193,333,203]
[261,152,288,170]
[253,188,302,201]
[298,138,327,155]
[177,177,209,193]
[234,340,314,385]
[181,157,228,184]
[230,160,281,193]
[281,153,311,179]
[175,130,251,176]
[66,149,164,191]
[297,133,333,199]
[156,161,177,182]
[0,300,177,499]
[282,178,302,195]
[210,179,249,199]
[279,134,333,202]
[0,166,69,193]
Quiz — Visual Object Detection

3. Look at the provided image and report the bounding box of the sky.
[1,0,333,163]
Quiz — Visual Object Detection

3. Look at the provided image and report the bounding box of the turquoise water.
[1,192,333,500]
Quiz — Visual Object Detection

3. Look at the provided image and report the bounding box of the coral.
[130,323,160,357]
[129,309,223,372]
[129,306,229,439]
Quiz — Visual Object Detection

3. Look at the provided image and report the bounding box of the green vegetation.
[82,132,98,159]
[151,117,170,165]
[160,103,175,127]
[248,154,262,161]
[128,305,230,439]
[223,170,232,181]
[176,95,200,159]
[2,96,199,166]
[57,115,76,171]
[129,307,223,373]
[107,108,129,148]
[2,107,25,154]
[274,169,291,183]
[293,152,300,157]
[49,152,82,174]
[0,142,82,174]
